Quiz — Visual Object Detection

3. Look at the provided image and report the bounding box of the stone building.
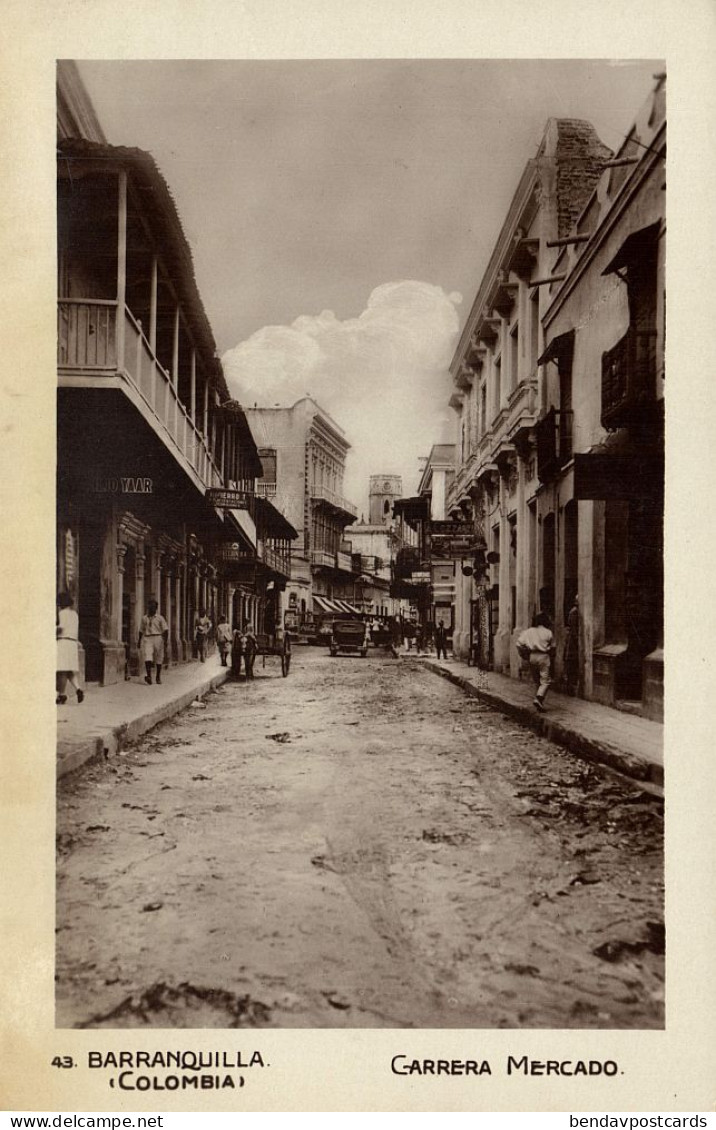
[448,115,612,673]
[245,399,359,625]
[447,81,665,719]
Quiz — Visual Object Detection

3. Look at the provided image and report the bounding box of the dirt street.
[56,649,664,1029]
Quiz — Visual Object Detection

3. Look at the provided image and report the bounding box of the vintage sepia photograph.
[54,57,666,1033]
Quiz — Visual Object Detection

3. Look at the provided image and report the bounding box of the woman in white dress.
[56,591,83,705]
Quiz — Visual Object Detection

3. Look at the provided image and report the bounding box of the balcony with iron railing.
[310,484,358,519]
[57,298,223,492]
[254,481,277,498]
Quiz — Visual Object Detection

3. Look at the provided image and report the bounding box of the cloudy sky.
[78,59,661,511]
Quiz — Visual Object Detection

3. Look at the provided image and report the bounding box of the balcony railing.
[311,550,337,569]
[261,543,291,578]
[310,484,358,518]
[601,328,658,430]
[57,298,116,369]
[255,482,277,498]
[58,299,223,491]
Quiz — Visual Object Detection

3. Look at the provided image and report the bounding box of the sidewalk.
[408,653,664,793]
[56,660,230,779]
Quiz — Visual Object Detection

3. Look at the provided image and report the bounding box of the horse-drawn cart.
[231,627,291,678]
[257,628,292,677]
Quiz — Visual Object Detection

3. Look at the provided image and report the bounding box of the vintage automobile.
[329,618,369,658]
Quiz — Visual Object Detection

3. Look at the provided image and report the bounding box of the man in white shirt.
[138,599,169,685]
[517,612,555,712]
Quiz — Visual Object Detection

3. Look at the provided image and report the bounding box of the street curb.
[418,659,663,792]
[57,669,231,780]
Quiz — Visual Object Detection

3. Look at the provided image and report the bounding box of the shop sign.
[430,520,470,536]
[91,476,153,494]
[206,488,253,509]
[216,543,254,563]
[410,571,431,582]
[431,534,480,559]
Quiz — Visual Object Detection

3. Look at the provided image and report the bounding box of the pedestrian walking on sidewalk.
[241,622,258,679]
[434,620,448,661]
[138,599,169,685]
[56,591,83,705]
[563,594,581,696]
[194,608,211,662]
[517,612,555,712]
[415,621,425,653]
[216,614,232,666]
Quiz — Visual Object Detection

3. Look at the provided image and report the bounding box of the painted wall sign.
[206,488,253,509]
[92,477,153,494]
[431,535,481,559]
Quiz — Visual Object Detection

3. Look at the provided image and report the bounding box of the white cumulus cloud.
[222,280,462,510]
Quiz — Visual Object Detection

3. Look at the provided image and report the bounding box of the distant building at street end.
[368,474,403,526]
[447,79,665,720]
[347,475,405,619]
[392,445,457,632]
[245,399,361,629]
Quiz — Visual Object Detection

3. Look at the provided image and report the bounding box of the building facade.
[57,64,292,683]
[447,83,665,719]
[246,399,359,627]
[392,446,457,633]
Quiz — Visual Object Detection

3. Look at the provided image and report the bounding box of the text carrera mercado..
[390,1055,620,1076]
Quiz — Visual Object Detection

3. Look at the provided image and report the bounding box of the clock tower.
[368,474,402,526]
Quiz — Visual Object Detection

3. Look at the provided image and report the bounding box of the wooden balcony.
[311,550,337,569]
[58,298,223,493]
[260,543,291,579]
[601,328,658,430]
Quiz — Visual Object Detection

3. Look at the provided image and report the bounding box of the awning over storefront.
[226,506,257,551]
[313,596,361,616]
[538,328,575,368]
[392,495,429,527]
[334,599,361,615]
[573,452,664,499]
[602,222,661,276]
[250,494,298,541]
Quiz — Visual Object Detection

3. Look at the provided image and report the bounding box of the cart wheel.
[281,635,291,677]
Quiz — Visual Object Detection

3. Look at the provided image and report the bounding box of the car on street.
[329,618,369,657]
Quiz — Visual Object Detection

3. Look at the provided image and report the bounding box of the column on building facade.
[514,453,530,669]
[161,560,172,665]
[134,541,146,672]
[173,564,182,661]
[115,542,127,668]
[494,474,512,673]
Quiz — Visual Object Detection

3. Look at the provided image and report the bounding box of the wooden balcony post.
[150,256,158,408]
[149,257,158,351]
[116,169,128,372]
[190,349,196,423]
[173,306,180,437]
